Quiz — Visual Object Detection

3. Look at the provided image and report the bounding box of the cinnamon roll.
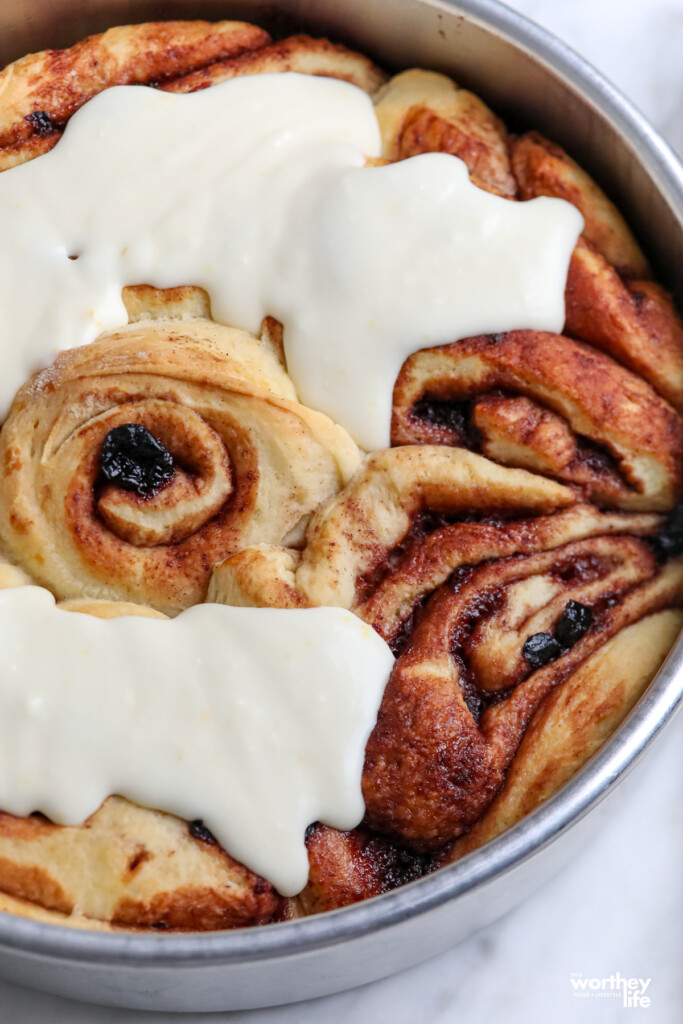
[442,602,683,864]
[0,555,286,930]
[0,295,359,614]
[510,132,683,411]
[362,540,683,848]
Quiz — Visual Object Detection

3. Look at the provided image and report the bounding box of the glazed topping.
[99,423,174,496]
[522,632,562,667]
[554,599,593,646]
[0,73,583,450]
[0,587,394,895]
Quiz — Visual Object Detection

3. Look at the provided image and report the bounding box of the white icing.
[0,73,583,450]
[0,587,393,896]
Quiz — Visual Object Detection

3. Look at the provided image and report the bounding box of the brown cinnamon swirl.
[441,602,683,865]
[391,330,683,510]
[362,541,683,848]
[0,295,359,614]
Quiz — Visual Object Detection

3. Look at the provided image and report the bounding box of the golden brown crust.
[0,798,282,930]
[296,824,430,915]
[510,131,650,278]
[0,21,272,171]
[392,331,683,511]
[162,34,387,96]
[442,605,683,862]
[565,238,683,412]
[374,69,516,196]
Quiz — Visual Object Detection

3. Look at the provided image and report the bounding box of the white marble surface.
[2,1,683,1020]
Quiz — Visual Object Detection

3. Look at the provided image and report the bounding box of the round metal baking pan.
[0,0,682,1012]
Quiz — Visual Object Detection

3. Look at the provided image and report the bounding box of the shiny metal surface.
[0,0,682,1011]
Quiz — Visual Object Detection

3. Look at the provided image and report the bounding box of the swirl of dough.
[209,446,576,610]
[210,448,680,865]
[441,602,683,866]
[391,331,683,511]
[362,541,683,848]
[0,302,359,614]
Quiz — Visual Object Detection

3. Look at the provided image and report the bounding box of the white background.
[1,1,683,1020]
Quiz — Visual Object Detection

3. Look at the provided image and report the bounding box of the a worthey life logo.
[570,972,652,1009]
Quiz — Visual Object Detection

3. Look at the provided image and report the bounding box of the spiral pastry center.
[95,403,233,546]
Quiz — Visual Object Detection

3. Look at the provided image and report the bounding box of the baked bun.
[0,294,359,614]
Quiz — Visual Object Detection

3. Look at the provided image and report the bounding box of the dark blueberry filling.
[25,110,55,135]
[652,505,683,558]
[188,819,216,845]
[522,632,562,667]
[523,599,593,668]
[554,599,593,647]
[99,423,174,497]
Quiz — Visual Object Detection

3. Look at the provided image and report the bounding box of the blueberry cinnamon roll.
[0,16,681,933]
[379,77,683,480]
[0,293,359,614]
[441,594,683,865]
[362,539,683,848]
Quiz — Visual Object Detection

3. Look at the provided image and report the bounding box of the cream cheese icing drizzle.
[0,73,583,450]
[0,587,393,896]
